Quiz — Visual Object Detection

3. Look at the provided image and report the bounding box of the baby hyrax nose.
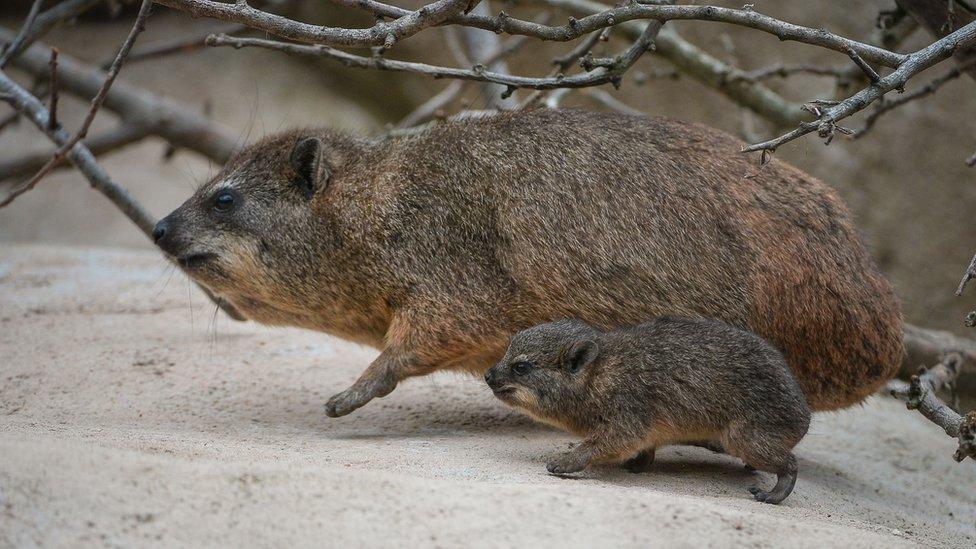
[484,369,496,386]
[152,219,169,243]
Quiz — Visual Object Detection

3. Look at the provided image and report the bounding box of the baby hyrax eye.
[213,190,237,213]
[511,361,532,376]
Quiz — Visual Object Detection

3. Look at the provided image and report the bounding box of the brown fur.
[485,317,811,504]
[153,109,903,417]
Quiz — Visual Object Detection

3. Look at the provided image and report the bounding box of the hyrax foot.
[748,454,798,505]
[546,450,589,476]
[324,379,393,417]
[324,387,371,418]
[623,449,656,473]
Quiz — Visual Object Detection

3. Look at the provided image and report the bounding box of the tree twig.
[0,0,44,68]
[743,20,976,153]
[856,59,974,138]
[888,353,976,462]
[2,0,155,208]
[0,26,239,178]
[153,0,473,49]
[312,0,908,66]
[0,71,245,322]
[0,0,103,64]
[46,48,58,131]
[206,32,648,91]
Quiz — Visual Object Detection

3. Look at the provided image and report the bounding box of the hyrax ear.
[563,339,599,373]
[290,137,331,197]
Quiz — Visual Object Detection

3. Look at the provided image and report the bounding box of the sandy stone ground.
[1,243,974,548]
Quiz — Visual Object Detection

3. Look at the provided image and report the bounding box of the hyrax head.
[485,319,601,415]
[152,131,351,314]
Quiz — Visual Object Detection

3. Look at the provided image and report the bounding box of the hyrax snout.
[156,109,902,420]
[487,317,811,504]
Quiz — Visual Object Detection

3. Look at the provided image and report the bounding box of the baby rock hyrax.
[485,317,811,504]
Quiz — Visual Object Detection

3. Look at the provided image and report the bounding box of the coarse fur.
[485,317,811,504]
[154,108,903,417]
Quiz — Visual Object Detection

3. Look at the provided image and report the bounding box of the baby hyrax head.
[152,130,355,316]
[485,319,602,419]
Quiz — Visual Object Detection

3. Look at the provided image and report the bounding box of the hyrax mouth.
[176,253,217,270]
[492,385,518,398]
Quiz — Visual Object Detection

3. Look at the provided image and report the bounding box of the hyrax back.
[156,108,902,418]
[485,317,811,504]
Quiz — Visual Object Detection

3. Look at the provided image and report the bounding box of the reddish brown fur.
[154,109,903,417]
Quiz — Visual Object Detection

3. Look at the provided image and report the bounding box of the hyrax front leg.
[324,348,430,418]
[547,432,638,476]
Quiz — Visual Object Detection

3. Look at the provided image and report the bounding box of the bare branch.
[744,20,976,153]
[2,0,155,209]
[737,63,850,82]
[836,7,919,93]
[956,253,976,296]
[856,59,973,138]
[206,32,649,90]
[898,0,976,81]
[105,22,248,68]
[537,0,806,128]
[0,0,103,64]
[0,0,44,68]
[46,48,58,131]
[153,0,472,49]
[159,1,911,68]
[888,354,976,462]
[0,26,239,165]
[0,124,152,184]
[0,72,154,237]
[0,71,244,321]
[845,46,882,83]
[455,2,519,109]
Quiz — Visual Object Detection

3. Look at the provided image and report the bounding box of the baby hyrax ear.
[290,137,331,197]
[563,339,599,373]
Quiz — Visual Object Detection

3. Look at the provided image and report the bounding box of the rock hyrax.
[485,317,811,504]
[153,109,902,419]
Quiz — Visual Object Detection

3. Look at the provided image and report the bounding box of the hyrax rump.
[485,317,811,504]
[153,108,903,417]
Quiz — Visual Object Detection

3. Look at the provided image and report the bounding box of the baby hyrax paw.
[546,450,588,476]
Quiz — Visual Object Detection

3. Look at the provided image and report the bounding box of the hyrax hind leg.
[746,453,797,504]
[723,426,800,504]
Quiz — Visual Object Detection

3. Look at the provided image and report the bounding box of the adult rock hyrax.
[484,317,811,504]
[152,108,903,418]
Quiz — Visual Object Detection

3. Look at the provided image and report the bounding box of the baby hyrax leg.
[622,448,656,473]
[546,433,638,476]
[747,454,798,505]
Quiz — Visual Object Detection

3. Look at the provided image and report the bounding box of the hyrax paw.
[749,486,778,504]
[546,452,588,476]
[324,390,367,418]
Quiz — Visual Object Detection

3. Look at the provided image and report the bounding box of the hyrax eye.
[512,362,531,376]
[213,191,236,212]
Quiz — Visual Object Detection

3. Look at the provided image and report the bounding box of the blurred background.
[1,0,974,337]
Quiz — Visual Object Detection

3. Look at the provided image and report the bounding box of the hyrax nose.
[152,219,169,243]
[484,369,496,386]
